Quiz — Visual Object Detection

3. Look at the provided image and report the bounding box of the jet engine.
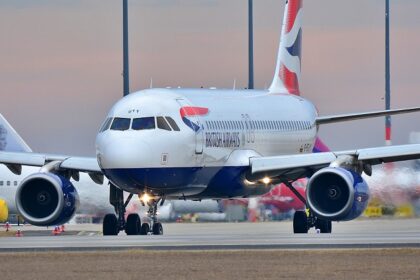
[306,167,369,221]
[15,173,79,226]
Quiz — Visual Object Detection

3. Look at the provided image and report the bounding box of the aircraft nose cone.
[97,137,151,169]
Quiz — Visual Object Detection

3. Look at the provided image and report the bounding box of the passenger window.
[0,181,3,186]
[14,181,18,186]
[165,117,180,131]
[111,118,131,131]
[132,117,155,130]
[157,117,172,131]
[7,181,10,186]
[99,117,113,132]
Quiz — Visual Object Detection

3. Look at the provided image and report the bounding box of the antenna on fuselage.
[123,0,130,96]
[385,0,391,146]
[248,0,254,90]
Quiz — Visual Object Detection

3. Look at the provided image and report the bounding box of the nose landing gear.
[102,184,164,236]
[144,197,164,235]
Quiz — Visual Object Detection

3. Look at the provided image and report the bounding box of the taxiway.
[0,218,419,251]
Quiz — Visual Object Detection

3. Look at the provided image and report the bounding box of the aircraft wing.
[249,144,420,181]
[0,151,102,183]
[316,107,420,125]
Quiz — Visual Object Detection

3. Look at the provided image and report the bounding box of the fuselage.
[96,88,318,199]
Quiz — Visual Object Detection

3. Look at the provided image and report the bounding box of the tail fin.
[269,0,303,95]
[0,114,32,152]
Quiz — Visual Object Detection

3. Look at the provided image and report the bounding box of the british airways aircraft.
[2,0,420,235]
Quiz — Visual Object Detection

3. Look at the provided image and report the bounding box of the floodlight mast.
[385,0,391,145]
[123,0,130,96]
[248,0,254,90]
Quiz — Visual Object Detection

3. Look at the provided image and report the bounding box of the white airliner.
[2,0,420,235]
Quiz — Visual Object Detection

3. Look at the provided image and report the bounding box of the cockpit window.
[99,117,113,132]
[165,117,180,131]
[110,118,131,131]
[157,117,172,131]
[132,117,155,130]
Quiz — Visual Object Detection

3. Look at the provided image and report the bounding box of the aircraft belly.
[102,165,270,199]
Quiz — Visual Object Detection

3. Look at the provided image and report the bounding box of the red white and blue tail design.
[180,106,209,132]
[269,0,303,95]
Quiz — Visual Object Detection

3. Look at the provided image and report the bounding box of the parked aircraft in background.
[1,0,420,236]
[260,179,306,214]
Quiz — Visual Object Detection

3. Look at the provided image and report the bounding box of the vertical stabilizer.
[0,114,32,152]
[269,0,303,95]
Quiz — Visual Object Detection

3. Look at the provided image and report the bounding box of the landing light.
[262,177,271,185]
[140,193,152,204]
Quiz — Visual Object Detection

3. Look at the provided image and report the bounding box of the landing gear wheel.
[103,214,119,236]
[125,213,141,235]
[315,219,332,233]
[293,211,308,234]
[140,223,150,235]
[152,222,163,235]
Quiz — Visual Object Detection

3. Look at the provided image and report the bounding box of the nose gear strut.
[102,184,164,236]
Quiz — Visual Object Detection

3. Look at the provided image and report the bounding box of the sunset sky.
[1,0,420,156]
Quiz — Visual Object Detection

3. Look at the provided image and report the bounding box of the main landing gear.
[283,181,332,234]
[293,210,332,234]
[102,184,164,236]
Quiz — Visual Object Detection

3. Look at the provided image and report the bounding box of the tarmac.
[0,218,419,251]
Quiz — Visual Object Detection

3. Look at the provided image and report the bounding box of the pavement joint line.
[0,243,420,252]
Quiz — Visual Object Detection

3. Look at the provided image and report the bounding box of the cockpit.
[99,116,181,132]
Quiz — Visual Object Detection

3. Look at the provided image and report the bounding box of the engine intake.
[16,173,79,226]
[306,167,369,221]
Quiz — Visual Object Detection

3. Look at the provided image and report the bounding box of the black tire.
[293,211,308,234]
[125,213,140,235]
[140,223,150,235]
[315,219,332,233]
[152,222,163,235]
[103,214,119,236]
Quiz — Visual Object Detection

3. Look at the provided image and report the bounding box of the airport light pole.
[248,0,254,90]
[123,0,130,96]
[385,0,391,145]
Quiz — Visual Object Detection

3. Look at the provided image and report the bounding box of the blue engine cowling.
[15,172,79,226]
[306,167,369,221]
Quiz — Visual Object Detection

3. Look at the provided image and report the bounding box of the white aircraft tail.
[0,114,32,152]
[269,0,303,95]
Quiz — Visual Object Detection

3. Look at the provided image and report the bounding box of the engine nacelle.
[306,167,369,221]
[15,173,79,226]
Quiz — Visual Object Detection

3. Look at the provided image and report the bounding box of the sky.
[1,0,420,156]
